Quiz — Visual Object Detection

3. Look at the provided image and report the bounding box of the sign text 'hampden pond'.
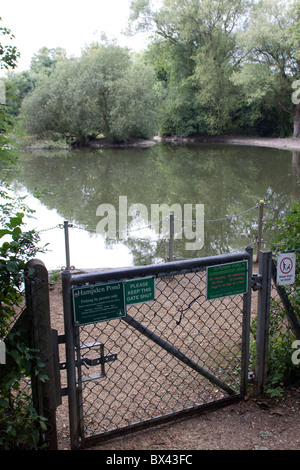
[72,277,155,325]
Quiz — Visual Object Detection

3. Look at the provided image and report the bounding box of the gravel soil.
[87,389,300,451]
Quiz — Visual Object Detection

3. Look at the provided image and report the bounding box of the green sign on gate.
[125,277,155,305]
[72,281,126,326]
[206,260,248,300]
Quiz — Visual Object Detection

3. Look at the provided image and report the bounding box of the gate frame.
[253,251,273,395]
[61,247,253,450]
[20,248,281,449]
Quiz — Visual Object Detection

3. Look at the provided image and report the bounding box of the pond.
[8,142,300,270]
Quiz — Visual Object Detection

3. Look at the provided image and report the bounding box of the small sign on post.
[276,253,296,286]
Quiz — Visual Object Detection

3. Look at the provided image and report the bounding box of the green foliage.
[0,198,39,331]
[3,0,300,141]
[20,43,161,144]
[0,106,20,169]
[108,62,162,141]
[0,228,49,448]
[0,17,20,70]
[138,0,250,136]
[0,204,48,448]
[233,0,299,137]
[131,0,298,138]
[264,301,299,399]
[4,71,37,116]
[250,204,300,399]
[266,204,300,396]
[0,196,46,449]
[0,20,46,449]
[29,46,67,76]
[4,47,67,117]
[0,397,47,450]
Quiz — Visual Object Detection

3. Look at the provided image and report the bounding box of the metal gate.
[57,248,253,449]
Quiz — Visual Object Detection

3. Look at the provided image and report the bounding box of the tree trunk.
[294,103,300,138]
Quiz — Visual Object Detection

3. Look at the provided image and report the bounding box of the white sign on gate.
[276,253,296,286]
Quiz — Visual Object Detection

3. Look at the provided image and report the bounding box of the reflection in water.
[8,143,299,270]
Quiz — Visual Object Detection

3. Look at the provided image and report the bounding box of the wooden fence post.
[25,258,58,450]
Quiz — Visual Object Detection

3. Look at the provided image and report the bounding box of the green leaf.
[6,259,19,273]
[8,215,23,228]
[0,398,9,408]
[0,229,12,238]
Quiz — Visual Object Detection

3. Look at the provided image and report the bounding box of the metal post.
[168,213,174,261]
[64,220,71,270]
[240,246,253,396]
[254,250,273,396]
[62,270,81,449]
[256,201,265,263]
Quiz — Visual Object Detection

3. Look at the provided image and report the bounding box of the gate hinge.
[52,331,118,402]
[251,273,263,291]
[80,353,118,368]
[78,353,118,383]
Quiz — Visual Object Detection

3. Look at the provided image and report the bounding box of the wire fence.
[38,203,260,235]
[34,201,291,270]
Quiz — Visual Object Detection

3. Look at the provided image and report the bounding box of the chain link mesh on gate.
[76,268,247,441]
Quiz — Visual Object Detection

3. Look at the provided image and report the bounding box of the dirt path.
[89,388,300,451]
[153,135,300,152]
[217,136,300,152]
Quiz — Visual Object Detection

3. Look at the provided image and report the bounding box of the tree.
[29,46,67,75]
[108,61,160,141]
[20,57,96,144]
[20,43,160,144]
[4,70,36,116]
[0,18,20,166]
[233,0,300,137]
[3,47,67,118]
[130,0,251,136]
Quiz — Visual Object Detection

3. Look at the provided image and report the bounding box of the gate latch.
[251,273,263,291]
[79,341,118,383]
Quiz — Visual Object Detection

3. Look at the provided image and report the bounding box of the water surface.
[9,143,299,270]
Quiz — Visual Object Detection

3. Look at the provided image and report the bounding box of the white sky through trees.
[0,0,149,73]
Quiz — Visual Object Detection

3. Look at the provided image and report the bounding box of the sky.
[0,0,150,73]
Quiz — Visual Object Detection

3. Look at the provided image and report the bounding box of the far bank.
[20,135,300,152]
